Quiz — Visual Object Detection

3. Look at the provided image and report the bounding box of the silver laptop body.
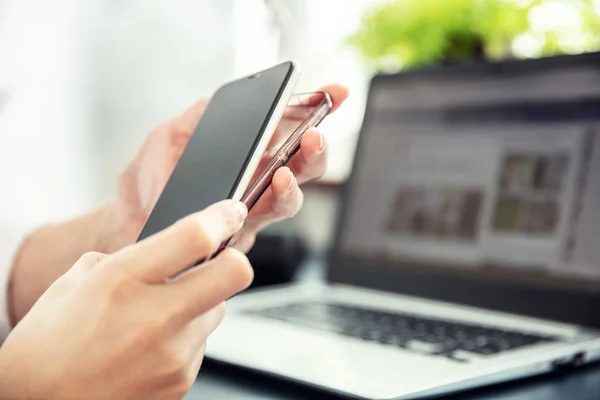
[207,53,600,400]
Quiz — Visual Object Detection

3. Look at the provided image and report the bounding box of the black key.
[471,345,503,355]
[419,333,444,344]
[497,340,513,351]
[245,301,559,359]
[380,333,407,346]
[460,339,480,351]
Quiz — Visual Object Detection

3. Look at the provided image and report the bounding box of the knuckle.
[116,169,131,191]
[218,248,254,289]
[181,216,215,255]
[172,377,195,398]
[168,352,189,375]
[315,165,327,179]
[284,190,304,218]
[104,273,136,305]
[272,187,303,219]
[166,298,194,329]
[184,201,243,251]
[309,163,327,181]
[162,353,191,390]
[131,306,180,350]
[212,302,227,325]
[220,205,240,235]
[127,329,195,397]
[121,318,165,356]
[188,303,227,337]
[291,202,303,218]
[171,369,196,398]
[169,125,192,147]
[46,274,74,295]
[77,251,106,266]
[306,151,328,180]
[209,200,242,236]
[130,324,162,350]
[238,234,256,253]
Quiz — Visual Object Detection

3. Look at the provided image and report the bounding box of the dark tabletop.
[186,359,600,400]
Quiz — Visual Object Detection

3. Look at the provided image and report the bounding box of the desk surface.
[186,360,600,400]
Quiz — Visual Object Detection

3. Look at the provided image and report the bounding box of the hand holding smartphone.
[242,91,333,209]
[135,61,334,268]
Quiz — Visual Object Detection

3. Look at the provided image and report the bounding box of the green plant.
[349,0,600,72]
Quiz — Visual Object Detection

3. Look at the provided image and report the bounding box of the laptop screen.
[332,53,600,328]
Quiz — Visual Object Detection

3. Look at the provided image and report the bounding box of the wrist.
[0,335,63,399]
[0,343,39,399]
[95,199,143,254]
[95,200,125,254]
[0,363,21,398]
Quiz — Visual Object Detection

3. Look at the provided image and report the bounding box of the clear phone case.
[241,91,333,209]
[213,91,333,253]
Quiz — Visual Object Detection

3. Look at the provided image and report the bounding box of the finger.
[243,167,303,235]
[267,167,303,216]
[174,302,226,371]
[109,200,247,283]
[60,252,108,286]
[285,128,328,183]
[166,248,253,322]
[160,98,210,159]
[272,166,295,195]
[231,230,257,253]
[316,83,349,112]
[188,303,226,352]
[175,98,210,133]
[150,98,209,153]
[190,341,207,378]
[70,252,108,275]
[261,84,346,163]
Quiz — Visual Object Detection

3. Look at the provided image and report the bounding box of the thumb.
[69,252,108,276]
[176,98,210,135]
[166,98,210,153]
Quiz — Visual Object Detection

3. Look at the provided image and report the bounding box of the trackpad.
[207,315,462,398]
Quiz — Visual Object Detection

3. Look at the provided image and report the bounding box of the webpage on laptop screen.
[341,66,600,293]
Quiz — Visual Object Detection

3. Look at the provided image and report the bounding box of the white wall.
[0,0,93,228]
[0,0,373,233]
[87,0,282,203]
[271,0,381,182]
[0,0,280,233]
[86,0,241,203]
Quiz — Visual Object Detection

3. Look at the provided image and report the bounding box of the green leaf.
[348,0,600,72]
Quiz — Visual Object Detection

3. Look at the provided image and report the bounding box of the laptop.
[206,52,600,399]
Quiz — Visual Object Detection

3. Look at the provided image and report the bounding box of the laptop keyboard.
[245,301,558,362]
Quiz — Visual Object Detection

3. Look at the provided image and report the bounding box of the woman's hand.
[107,84,349,253]
[0,201,252,400]
[6,83,348,327]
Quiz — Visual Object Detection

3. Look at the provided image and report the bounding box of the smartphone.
[241,91,333,209]
[136,61,300,254]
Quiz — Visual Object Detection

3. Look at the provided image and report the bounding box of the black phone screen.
[136,61,294,242]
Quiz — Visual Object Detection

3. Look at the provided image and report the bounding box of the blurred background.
[1,0,600,282]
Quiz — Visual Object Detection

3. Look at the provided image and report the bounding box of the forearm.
[8,201,123,324]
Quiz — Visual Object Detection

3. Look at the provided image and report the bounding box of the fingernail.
[317,133,326,153]
[235,202,248,221]
[285,176,297,194]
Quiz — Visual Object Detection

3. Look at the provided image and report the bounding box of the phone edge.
[229,62,301,202]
